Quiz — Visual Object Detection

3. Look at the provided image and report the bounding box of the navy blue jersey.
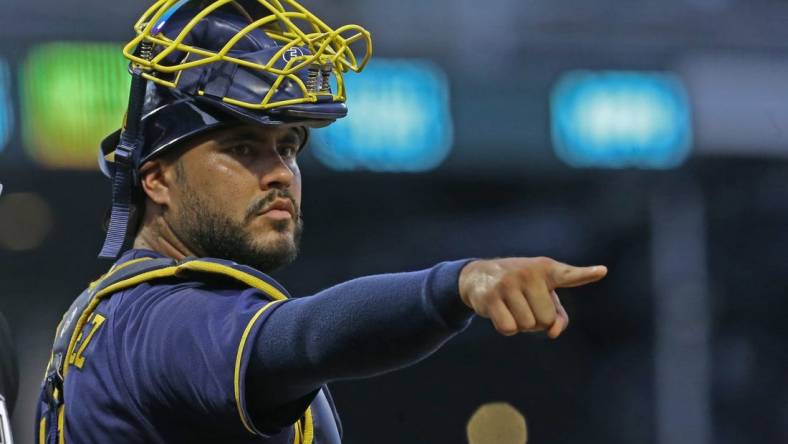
[38,249,474,443]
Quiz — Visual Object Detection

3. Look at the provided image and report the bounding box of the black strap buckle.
[114,140,135,167]
[44,373,63,406]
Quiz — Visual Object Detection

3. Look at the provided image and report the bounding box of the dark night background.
[2,1,788,443]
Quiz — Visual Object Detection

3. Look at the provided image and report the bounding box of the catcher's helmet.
[98,0,371,258]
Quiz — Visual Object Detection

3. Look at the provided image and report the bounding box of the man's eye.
[279,145,298,158]
[230,144,253,157]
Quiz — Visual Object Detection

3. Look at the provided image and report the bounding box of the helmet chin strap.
[99,46,152,259]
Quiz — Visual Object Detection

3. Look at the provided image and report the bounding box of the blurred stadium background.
[1,0,787,442]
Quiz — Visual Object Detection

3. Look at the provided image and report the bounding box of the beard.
[173,187,303,273]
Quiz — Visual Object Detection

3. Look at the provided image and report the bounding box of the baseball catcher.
[37,1,607,442]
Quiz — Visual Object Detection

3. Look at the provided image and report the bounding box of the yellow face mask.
[122,0,372,111]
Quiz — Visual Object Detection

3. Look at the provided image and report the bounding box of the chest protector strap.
[37,256,314,444]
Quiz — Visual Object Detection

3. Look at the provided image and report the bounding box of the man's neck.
[133,217,197,261]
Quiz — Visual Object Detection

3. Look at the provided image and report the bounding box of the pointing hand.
[458,257,607,338]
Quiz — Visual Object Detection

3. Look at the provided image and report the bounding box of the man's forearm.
[248,259,475,407]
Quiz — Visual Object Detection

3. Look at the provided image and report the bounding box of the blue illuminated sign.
[311,59,453,172]
[0,59,12,153]
[550,71,692,169]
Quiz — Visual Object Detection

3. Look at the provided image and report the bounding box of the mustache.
[244,190,300,222]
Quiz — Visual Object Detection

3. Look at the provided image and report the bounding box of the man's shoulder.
[98,249,288,317]
[113,273,264,309]
[107,249,267,296]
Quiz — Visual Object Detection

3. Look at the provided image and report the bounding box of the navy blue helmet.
[98,0,371,258]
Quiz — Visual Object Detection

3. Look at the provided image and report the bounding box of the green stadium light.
[21,42,130,169]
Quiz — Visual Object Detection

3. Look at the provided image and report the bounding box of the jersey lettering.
[68,312,106,369]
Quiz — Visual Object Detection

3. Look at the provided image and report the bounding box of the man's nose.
[260,156,295,190]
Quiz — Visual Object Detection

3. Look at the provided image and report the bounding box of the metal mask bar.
[121,0,372,110]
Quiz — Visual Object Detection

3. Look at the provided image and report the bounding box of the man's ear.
[138,160,174,206]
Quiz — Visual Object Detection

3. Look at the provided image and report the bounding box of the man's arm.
[246,257,607,424]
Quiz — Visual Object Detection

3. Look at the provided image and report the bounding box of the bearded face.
[153,124,306,272]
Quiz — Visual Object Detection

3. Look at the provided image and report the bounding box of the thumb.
[547,262,607,289]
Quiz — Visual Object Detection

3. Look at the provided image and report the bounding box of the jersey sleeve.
[110,280,290,438]
[244,259,475,429]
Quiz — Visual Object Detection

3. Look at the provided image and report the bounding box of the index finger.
[547,261,607,289]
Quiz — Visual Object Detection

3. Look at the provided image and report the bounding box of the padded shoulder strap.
[91,257,178,297]
[176,257,291,300]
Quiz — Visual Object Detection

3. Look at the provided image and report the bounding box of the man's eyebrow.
[278,130,303,145]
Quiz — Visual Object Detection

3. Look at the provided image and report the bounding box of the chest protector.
[36,256,341,444]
